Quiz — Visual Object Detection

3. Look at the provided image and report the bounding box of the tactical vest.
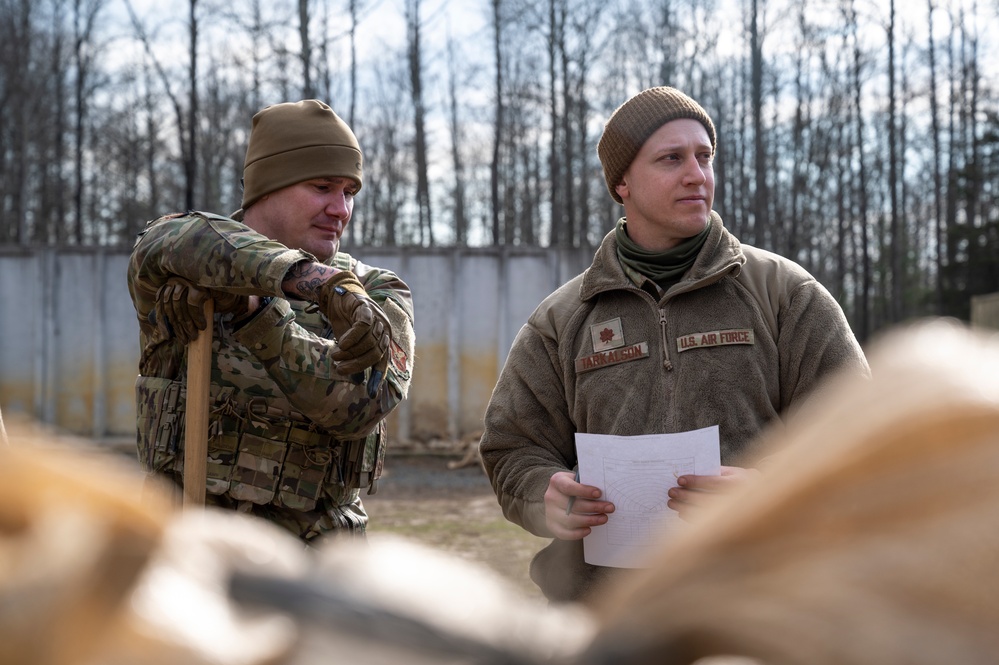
[135,272,386,512]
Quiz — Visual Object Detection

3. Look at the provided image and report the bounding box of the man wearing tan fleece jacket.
[479,86,869,603]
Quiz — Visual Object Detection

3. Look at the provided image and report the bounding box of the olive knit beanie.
[597,86,716,204]
[241,99,363,210]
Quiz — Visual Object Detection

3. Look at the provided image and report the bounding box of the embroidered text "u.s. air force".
[677,329,755,353]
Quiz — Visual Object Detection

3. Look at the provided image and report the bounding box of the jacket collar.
[579,211,745,301]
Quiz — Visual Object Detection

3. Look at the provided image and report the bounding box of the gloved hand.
[151,277,249,345]
[315,271,392,396]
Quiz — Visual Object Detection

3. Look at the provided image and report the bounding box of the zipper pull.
[659,309,673,370]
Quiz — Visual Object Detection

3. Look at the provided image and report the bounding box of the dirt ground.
[363,452,550,602]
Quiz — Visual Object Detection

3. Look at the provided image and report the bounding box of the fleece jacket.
[479,212,870,602]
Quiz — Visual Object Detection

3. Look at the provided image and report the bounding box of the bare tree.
[71,0,106,244]
[788,1,812,263]
[360,60,411,245]
[0,0,35,244]
[41,0,70,245]
[944,7,959,302]
[445,29,469,245]
[348,0,359,124]
[124,0,199,210]
[546,0,564,247]
[887,0,902,321]
[489,0,504,245]
[298,0,314,97]
[405,0,433,245]
[927,0,945,310]
[187,0,199,210]
[750,0,768,247]
[844,0,871,338]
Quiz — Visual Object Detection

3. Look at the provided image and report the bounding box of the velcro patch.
[677,329,755,353]
[390,339,409,372]
[575,342,649,373]
[590,317,625,351]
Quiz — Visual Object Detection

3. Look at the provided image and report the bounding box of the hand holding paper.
[575,426,721,568]
[543,468,614,540]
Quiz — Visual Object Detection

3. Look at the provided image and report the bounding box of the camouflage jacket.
[127,211,415,506]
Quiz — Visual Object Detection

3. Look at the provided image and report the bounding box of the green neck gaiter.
[615,217,711,290]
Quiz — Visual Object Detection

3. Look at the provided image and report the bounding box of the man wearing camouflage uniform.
[127,99,415,544]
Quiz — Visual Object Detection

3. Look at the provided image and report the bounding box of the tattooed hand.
[284,262,392,397]
[281,260,336,300]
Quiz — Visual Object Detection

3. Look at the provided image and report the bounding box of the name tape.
[575,342,650,373]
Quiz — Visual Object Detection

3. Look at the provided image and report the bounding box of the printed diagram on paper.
[575,426,720,568]
[602,456,695,546]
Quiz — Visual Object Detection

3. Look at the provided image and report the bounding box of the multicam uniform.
[128,211,414,542]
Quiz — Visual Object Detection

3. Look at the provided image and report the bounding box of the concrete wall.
[0,245,594,443]
[971,292,999,331]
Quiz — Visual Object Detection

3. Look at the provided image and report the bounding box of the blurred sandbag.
[0,418,592,665]
[0,427,171,665]
[583,318,999,665]
[98,510,308,665]
[228,533,594,665]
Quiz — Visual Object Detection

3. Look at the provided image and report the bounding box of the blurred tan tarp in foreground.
[0,423,590,665]
[3,317,999,665]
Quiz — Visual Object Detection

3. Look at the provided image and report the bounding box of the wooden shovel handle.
[183,298,214,509]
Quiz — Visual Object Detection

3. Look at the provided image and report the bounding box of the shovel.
[183,298,214,508]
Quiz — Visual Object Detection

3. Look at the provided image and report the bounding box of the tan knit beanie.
[597,86,716,204]
[241,99,363,210]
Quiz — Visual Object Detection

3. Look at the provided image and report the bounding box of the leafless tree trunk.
[546,0,563,247]
[944,10,958,291]
[750,0,768,247]
[566,0,605,247]
[143,65,160,221]
[72,0,105,244]
[846,0,870,339]
[343,0,360,247]
[445,32,468,245]
[405,0,433,246]
[186,0,199,210]
[348,0,359,125]
[45,0,69,245]
[361,62,409,245]
[826,43,849,304]
[559,2,575,247]
[2,0,34,244]
[927,0,944,311]
[788,3,809,262]
[963,7,981,240]
[657,0,675,85]
[490,0,503,245]
[887,0,902,321]
[298,0,314,98]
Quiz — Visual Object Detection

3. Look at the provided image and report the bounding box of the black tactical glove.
[152,277,250,345]
[315,271,392,395]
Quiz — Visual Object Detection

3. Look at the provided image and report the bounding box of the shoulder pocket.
[204,214,269,250]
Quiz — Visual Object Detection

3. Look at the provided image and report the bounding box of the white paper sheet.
[575,426,721,568]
